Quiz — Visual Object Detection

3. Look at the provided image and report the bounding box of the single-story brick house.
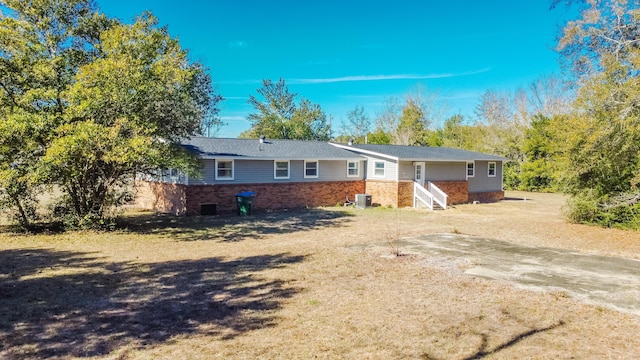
[135,136,507,215]
[330,143,507,208]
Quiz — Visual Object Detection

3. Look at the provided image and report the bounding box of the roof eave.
[198,155,366,161]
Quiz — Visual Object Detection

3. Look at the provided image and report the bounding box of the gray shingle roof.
[181,137,364,160]
[334,143,508,162]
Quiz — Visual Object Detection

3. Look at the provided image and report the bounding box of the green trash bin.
[235,191,255,216]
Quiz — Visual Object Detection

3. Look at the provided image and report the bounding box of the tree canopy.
[552,0,640,228]
[241,78,330,141]
[0,0,222,228]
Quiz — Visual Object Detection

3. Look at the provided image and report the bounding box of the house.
[135,136,507,215]
[135,137,367,215]
[330,143,507,208]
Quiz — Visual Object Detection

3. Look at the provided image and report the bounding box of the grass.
[1,194,640,359]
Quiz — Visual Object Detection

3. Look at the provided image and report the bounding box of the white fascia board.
[407,158,505,163]
[199,155,365,161]
[329,143,398,161]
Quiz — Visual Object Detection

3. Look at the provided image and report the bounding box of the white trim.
[346,160,360,178]
[215,159,234,180]
[488,162,497,177]
[414,162,425,187]
[304,160,319,178]
[329,143,399,161]
[466,161,475,180]
[199,155,364,161]
[373,161,386,178]
[274,160,290,179]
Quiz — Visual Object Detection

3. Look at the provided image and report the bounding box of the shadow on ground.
[0,248,304,358]
[120,208,355,242]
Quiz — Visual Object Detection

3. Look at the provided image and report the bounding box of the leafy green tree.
[555,0,640,227]
[243,78,330,140]
[519,115,561,192]
[440,114,483,151]
[365,129,392,144]
[0,0,221,228]
[396,97,428,146]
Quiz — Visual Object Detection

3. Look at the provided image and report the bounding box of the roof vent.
[347,138,354,146]
[259,135,266,144]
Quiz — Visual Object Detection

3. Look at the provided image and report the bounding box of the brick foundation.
[469,191,504,203]
[364,180,414,208]
[397,181,414,208]
[183,180,365,215]
[430,181,469,205]
[136,179,502,215]
[135,181,187,215]
[364,180,398,207]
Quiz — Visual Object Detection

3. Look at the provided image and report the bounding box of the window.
[347,161,360,177]
[169,168,179,178]
[467,162,475,178]
[215,159,234,180]
[374,161,385,177]
[488,162,497,177]
[274,160,290,179]
[304,160,318,178]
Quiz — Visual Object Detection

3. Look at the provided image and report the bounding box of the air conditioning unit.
[355,194,372,209]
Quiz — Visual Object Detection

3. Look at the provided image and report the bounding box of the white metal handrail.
[414,181,434,210]
[427,182,448,210]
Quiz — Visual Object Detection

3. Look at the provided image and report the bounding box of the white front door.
[414,162,425,187]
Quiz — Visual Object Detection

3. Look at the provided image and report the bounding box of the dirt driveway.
[386,234,640,315]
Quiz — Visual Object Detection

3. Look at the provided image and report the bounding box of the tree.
[440,114,483,151]
[520,115,561,192]
[243,78,330,140]
[339,105,370,143]
[370,90,444,146]
[556,0,640,77]
[528,74,573,118]
[395,97,428,145]
[0,0,221,228]
[554,0,640,228]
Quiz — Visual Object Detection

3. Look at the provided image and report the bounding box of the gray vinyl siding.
[398,161,415,181]
[424,162,466,181]
[468,161,503,192]
[187,159,364,185]
[364,155,398,181]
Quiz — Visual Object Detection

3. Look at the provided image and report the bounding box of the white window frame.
[215,159,234,180]
[346,160,360,178]
[488,162,497,177]
[466,161,475,179]
[274,160,290,179]
[304,160,319,179]
[373,161,385,177]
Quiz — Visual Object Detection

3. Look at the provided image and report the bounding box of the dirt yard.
[1,191,639,359]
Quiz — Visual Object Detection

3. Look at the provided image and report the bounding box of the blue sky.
[99,1,574,138]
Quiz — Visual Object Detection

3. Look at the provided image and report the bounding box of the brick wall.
[397,181,414,208]
[469,191,504,203]
[430,180,469,205]
[184,180,365,215]
[365,180,399,207]
[135,180,187,215]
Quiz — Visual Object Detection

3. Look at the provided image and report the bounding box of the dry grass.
[1,191,639,359]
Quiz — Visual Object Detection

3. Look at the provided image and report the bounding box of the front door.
[414,162,425,187]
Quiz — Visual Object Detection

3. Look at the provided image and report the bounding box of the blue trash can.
[235,191,255,216]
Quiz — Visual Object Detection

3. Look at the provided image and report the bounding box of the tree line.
[239,0,640,229]
[2,0,639,230]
